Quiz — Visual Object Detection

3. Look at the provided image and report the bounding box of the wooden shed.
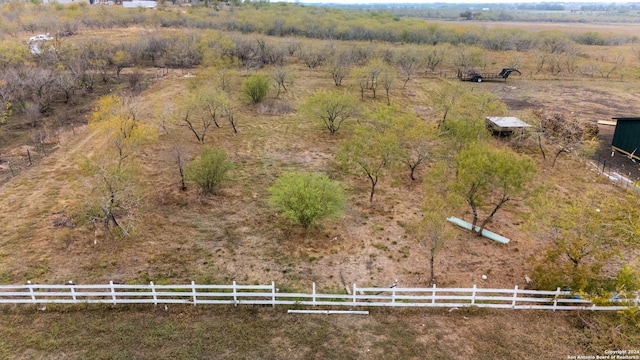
[611,117,640,160]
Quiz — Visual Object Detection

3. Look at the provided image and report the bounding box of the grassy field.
[0,305,612,359]
[1,5,640,358]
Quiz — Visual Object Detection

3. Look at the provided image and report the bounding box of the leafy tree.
[80,155,136,238]
[242,73,270,104]
[337,122,398,202]
[530,193,638,294]
[388,110,433,181]
[303,90,359,135]
[186,148,233,195]
[176,87,230,143]
[268,172,345,229]
[455,143,536,235]
[420,162,452,285]
[82,96,157,238]
[111,49,131,79]
[1,102,11,125]
[441,116,491,151]
[0,42,31,69]
[200,87,227,124]
[89,95,157,166]
[431,81,465,125]
[432,82,506,146]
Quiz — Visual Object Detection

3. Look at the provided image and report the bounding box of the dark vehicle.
[457,68,521,82]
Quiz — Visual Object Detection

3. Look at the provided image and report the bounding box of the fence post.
[110,281,117,305]
[312,282,316,306]
[233,281,238,306]
[69,281,77,303]
[471,284,477,305]
[392,286,396,306]
[191,281,197,307]
[352,284,357,306]
[271,281,276,307]
[432,284,436,304]
[27,281,36,304]
[150,281,157,306]
[553,287,561,311]
[512,285,518,308]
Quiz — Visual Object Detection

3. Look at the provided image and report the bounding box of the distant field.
[451,20,640,34]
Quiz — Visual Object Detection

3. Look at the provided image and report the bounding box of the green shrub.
[242,74,270,104]
[268,172,345,229]
[186,148,233,195]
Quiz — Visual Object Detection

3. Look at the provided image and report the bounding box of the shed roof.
[485,117,531,128]
[612,117,640,121]
[610,117,640,160]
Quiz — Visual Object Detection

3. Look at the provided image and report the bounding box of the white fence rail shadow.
[0,281,637,311]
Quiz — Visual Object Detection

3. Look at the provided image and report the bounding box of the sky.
[272,0,630,4]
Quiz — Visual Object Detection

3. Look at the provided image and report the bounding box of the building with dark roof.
[611,117,640,160]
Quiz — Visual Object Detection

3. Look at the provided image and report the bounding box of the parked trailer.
[458,68,521,82]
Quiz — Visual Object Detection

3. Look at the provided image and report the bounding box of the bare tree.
[327,51,352,87]
[175,147,188,191]
[285,40,299,56]
[54,71,77,104]
[299,46,326,69]
[255,38,285,67]
[367,60,385,99]
[165,34,202,72]
[454,46,483,72]
[425,45,445,72]
[127,68,144,95]
[180,112,209,144]
[397,51,420,88]
[23,67,57,113]
[222,101,237,134]
[380,70,394,106]
[271,66,292,98]
[141,33,170,66]
[597,53,625,79]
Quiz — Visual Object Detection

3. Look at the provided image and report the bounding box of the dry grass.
[0,305,595,360]
[1,22,640,358]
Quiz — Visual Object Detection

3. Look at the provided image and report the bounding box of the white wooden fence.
[0,281,637,311]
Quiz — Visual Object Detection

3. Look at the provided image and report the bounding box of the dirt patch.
[486,80,640,182]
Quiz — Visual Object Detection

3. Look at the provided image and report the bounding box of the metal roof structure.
[485,117,531,134]
[611,117,640,160]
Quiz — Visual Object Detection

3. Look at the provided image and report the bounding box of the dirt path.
[0,125,105,281]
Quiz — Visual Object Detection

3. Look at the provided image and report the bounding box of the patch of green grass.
[22,259,51,282]
[372,243,389,252]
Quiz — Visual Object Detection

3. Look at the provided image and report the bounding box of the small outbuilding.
[485,116,530,136]
[611,117,640,160]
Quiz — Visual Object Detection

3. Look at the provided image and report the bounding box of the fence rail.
[0,281,637,311]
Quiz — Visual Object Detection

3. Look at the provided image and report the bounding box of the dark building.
[611,117,640,160]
